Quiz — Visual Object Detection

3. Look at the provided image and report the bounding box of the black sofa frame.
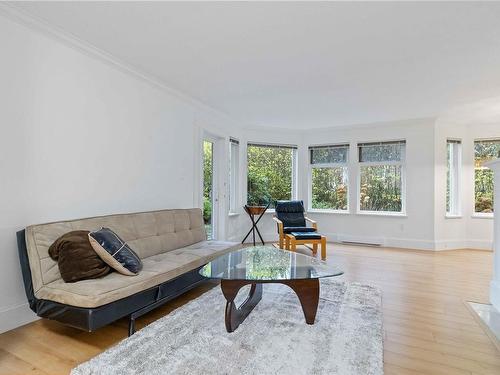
[17,230,208,336]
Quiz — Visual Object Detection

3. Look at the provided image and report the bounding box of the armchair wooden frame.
[273,216,326,260]
[273,216,318,249]
[285,234,326,261]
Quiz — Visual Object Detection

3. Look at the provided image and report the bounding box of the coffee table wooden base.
[220,278,320,332]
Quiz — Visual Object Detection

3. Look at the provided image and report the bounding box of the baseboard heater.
[338,235,384,247]
[340,240,381,247]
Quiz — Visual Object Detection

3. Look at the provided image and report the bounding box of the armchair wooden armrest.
[304,216,318,230]
[273,216,285,249]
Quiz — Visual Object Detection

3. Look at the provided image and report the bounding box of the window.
[228,138,239,213]
[358,140,406,213]
[474,139,500,214]
[309,144,349,211]
[247,143,297,208]
[446,140,462,216]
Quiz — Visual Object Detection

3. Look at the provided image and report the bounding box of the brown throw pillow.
[48,230,111,283]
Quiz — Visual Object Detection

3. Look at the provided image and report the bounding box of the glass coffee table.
[199,246,343,332]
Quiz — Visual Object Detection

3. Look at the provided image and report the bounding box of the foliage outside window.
[229,138,239,213]
[474,139,500,214]
[247,143,296,208]
[358,141,405,213]
[446,140,461,216]
[309,144,349,210]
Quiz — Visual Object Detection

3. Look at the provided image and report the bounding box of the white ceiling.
[11,1,500,129]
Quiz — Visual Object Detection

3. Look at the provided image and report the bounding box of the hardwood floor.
[0,244,498,374]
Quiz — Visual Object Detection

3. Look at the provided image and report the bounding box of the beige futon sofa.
[17,208,239,335]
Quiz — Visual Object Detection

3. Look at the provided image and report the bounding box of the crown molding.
[0,2,244,126]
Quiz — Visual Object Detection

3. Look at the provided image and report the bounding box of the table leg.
[220,280,263,332]
[254,223,265,245]
[251,214,256,246]
[282,279,320,324]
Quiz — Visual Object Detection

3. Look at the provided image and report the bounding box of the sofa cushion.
[283,226,316,234]
[290,232,322,240]
[89,228,143,276]
[25,208,206,294]
[48,230,111,283]
[35,240,239,308]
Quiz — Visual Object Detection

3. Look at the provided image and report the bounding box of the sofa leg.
[128,316,136,337]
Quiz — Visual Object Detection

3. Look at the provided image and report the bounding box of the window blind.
[247,142,298,150]
[309,144,349,164]
[358,140,406,163]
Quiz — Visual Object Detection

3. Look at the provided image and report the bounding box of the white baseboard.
[0,302,38,334]
[466,239,493,250]
[384,237,436,251]
[435,239,493,251]
[235,232,492,251]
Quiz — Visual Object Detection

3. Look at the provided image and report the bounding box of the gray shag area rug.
[72,279,383,375]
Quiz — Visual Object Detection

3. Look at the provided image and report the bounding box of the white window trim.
[307,209,350,215]
[292,148,298,201]
[308,145,350,212]
[472,212,494,219]
[445,214,463,219]
[356,211,407,218]
[356,142,406,215]
[446,139,462,217]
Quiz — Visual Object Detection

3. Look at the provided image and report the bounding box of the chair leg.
[279,234,284,249]
[290,238,297,252]
[285,236,290,250]
[312,243,318,256]
[321,237,326,260]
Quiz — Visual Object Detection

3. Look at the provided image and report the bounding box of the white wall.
[230,119,438,251]
[434,121,499,250]
[234,118,499,252]
[0,15,237,333]
[300,119,437,249]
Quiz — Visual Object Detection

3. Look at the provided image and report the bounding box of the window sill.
[445,214,462,219]
[472,213,494,219]
[307,209,350,215]
[356,211,407,218]
[228,212,240,217]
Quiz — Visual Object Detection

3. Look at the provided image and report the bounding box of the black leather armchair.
[273,200,317,249]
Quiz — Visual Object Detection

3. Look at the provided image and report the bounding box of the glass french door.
[203,140,215,239]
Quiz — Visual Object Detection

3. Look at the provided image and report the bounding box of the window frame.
[356,140,407,216]
[228,138,239,214]
[473,138,500,217]
[446,139,462,218]
[308,143,350,213]
[246,142,298,209]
